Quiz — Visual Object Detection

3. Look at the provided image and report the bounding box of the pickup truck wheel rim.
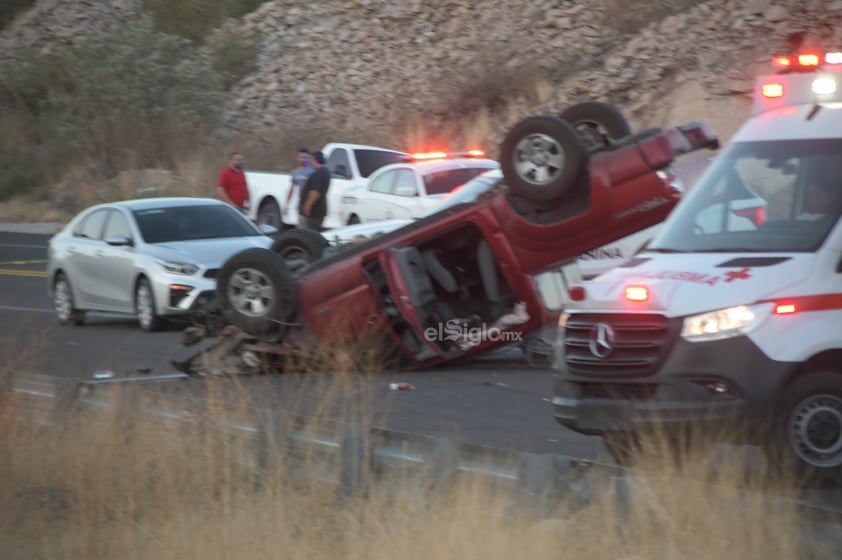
[788,394,842,467]
[227,267,274,317]
[512,132,566,186]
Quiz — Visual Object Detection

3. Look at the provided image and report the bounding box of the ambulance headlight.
[681,303,772,342]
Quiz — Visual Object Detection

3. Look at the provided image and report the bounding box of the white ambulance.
[551,50,842,483]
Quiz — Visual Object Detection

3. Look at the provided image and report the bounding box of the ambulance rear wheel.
[499,115,588,202]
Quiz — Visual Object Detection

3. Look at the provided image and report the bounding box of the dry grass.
[1,360,833,560]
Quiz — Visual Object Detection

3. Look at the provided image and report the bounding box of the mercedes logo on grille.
[588,323,615,358]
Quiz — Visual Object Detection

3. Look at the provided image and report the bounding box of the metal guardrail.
[3,371,841,553]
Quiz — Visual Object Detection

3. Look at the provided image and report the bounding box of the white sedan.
[339,153,499,224]
[46,197,275,331]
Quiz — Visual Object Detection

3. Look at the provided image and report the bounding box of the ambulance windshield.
[648,139,842,253]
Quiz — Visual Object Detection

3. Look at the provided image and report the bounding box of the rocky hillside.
[3,0,842,153]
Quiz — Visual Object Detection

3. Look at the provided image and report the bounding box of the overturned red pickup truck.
[176,102,718,374]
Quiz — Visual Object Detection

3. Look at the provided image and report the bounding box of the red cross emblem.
[723,267,751,282]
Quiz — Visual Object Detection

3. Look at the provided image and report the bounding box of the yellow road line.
[0,268,47,278]
[0,259,47,265]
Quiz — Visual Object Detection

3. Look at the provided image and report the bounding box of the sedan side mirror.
[394,185,418,197]
[105,234,133,247]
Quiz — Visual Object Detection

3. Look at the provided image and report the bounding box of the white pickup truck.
[246,142,408,230]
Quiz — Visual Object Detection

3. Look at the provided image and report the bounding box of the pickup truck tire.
[257,199,283,231]
[217,248,297,340]
[271,228,329,262]
[560,101,632,152]
[500,115,588,202]
[766,371,842,486]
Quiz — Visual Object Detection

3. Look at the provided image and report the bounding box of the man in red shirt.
[217,152,250,213]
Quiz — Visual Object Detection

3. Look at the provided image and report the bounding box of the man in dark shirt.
[298,150,331,230]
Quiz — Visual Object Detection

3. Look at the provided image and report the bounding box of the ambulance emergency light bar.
[752,50,842,115]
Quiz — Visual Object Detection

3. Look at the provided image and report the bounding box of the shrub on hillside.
[19,16,225,180]
[0,149,41,200]
[0,16,231,201]
[0,0,36,30]
[209,29,262,91]
[143,0,267,44]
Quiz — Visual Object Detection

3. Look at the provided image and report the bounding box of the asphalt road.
[0,229,608,460]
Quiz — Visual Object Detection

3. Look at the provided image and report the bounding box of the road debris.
[389,382,415,391]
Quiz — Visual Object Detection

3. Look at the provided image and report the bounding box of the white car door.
[383,168,422,220]
[360,169,399,222]
[94,209,138,311]
[65,208,110,307]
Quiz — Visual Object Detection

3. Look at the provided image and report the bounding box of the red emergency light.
[406,149,486,162]
[624,285,649,302]
[761,82,784,98]
[410,151,448,161]
[568,285,586,301]
[771,50,842,73]
[774,303,796,315]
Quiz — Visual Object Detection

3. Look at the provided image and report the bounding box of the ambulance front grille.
[563,313,680,377]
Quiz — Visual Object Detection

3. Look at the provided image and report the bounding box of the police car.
[551,49,842,484]
[338,151,499,224]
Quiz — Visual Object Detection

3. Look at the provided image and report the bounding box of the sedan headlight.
[156,259,199,276]
[681,303,771,342]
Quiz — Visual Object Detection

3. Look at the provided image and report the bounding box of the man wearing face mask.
[217,152,250,214]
